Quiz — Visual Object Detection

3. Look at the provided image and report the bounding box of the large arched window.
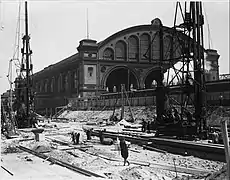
[163,35,172,60]
[140,34,150,61]
[64,74,68,91]
[152,32,160,61]
[44,79,48,92]
[36,82,39,92]
[103,48,114,60]
[73,70,78,89]
[173,36,182,59]
[115,41,127,60]
[58,74,62,92]
[40,80,43,92]
[128,36,139,61]
[50,77,55,92]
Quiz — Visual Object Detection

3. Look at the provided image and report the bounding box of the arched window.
[115,41,127,60]
[36,82,39,92]
[50,77,55,92]
[163,35,172,60]
[40,80,43,92]
[73,70,78,89]
[128,36,139,61]
[140,34,150,61]
[103,48,114,60]
[152,32,160,60]
[58,74,62,92]
[44,79,48,92]
[173,37,182,59]
[64,74,68,91]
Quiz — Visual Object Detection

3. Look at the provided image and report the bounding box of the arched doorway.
[105,67,138,92]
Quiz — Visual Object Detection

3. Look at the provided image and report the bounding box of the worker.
[147,121,151,133]
[119,137,130,166]
[86,128,92,140]
[99,130,104,143]
[141,119,146,132]
[71,131,80,145]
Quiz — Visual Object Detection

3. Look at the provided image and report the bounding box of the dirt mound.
[205,165,228,180]
[120,166,163,180]
[2,142,21,154]
[31,142,52,153]
[207,106,230,126]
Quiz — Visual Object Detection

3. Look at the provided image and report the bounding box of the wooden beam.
[17,145,105,178]
[221,116,230,179]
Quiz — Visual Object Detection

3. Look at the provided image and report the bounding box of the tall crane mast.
[155,1,207,138]
[15,1,34,128]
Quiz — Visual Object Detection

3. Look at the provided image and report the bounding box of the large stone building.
[32,18,219,115]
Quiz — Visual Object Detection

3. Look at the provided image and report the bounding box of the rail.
[17,145,105,178]
[91,130,226,162]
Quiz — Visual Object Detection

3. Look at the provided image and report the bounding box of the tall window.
[115,41,127,60]
[163,36,172,60]
[140,34,150,61]
[40,80,43,92]
[73,70,78,89]
[36,82,39,92]
[128,36,139,61]
[103,48,114,60]
[58,74,62,92]
[50,77,55,92]
[152,32,160,61]
[173,36,182,59]
[64,74,68,91]
[44,79,48,92]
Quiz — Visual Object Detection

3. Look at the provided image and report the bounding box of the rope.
[203,4,213,49]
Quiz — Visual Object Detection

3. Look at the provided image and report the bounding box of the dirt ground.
[1,109,228,180]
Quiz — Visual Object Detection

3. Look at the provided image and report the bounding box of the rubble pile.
[120,166,165,180]
[205,164,228,180]
[1,106,228,180]
[207,106,230,126]
[1,140,21,154]
[58,106,157,124]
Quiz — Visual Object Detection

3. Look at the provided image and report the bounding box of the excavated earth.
[1,107,228,180]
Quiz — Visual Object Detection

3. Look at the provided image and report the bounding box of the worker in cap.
[119,137,130,166]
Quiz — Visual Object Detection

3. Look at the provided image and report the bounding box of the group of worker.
[71,129,130,166]
[161,107,181,124]
[141,119,155,133]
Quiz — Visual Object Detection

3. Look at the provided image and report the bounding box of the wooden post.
[217,105,230,179]
[120,84,125,120]
[220,116,230,179]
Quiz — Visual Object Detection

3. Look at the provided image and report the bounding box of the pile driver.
[153,2,208,138]
[14,1,35,128]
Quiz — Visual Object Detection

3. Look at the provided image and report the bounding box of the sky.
[0,0,229,95]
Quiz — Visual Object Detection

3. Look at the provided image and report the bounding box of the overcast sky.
[0,0,229,94]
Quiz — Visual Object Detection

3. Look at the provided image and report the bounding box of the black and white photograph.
[0,0,229,179]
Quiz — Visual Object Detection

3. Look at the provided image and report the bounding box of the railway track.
[17,145,105,178]
[91,129,226,162]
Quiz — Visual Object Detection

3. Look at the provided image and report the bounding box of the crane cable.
[0,0,4,31]
[7,2,22,85]
[203,4,213,49]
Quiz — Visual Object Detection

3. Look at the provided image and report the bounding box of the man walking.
[119,137,130,166]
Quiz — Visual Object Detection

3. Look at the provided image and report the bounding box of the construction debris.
[1,108,227,180]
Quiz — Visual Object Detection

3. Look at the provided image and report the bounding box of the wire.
[7,2,22,90]
[203,4,213,49]
[0,0,5,31]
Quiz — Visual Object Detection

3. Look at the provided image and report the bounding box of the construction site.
[1,1,230,180]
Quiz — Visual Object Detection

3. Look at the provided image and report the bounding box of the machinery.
[153,2,208,138]
[14,1,35,128]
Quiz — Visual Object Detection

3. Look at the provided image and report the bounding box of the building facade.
[32,18,220,115]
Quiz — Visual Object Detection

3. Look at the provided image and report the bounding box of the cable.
[203,4,213,49]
